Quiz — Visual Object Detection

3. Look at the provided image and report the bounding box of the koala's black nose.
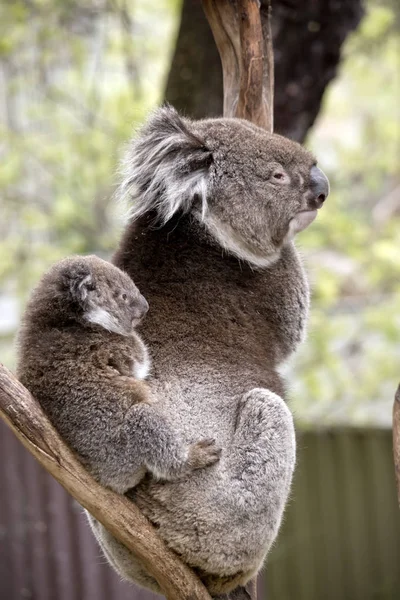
[310,165,330,207]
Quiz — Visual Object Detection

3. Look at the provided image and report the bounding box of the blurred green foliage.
[0,0,179,291]
[0,0,398,425]
[293,1,400,425]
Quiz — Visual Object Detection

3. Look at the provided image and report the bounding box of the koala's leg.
[230,387,295,508]
[221,388,296,561]
[191,390,295,597]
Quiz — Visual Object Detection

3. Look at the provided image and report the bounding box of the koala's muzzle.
[136,295,149,319]
[310,166,330,208]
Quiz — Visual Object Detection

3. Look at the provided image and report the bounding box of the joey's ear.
[120,105,213,223]
[69,270,95,306]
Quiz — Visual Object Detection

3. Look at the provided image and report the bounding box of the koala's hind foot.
[213,579,256,600]
[199,569,257,598]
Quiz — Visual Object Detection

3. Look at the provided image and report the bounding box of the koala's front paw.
[188,439,222,471]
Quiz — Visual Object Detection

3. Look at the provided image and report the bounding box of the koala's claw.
[188,439,222,470]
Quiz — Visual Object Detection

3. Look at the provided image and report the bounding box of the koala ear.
[120,105,213,223]
[69,271,94,305]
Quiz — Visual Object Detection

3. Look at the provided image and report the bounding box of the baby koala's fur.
[16,255,221,493]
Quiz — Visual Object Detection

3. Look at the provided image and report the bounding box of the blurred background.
[0,0,399,599]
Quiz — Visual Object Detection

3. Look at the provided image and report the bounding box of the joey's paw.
[188,438,222,471]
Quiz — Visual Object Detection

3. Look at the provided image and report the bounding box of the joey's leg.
[86,513,162,593]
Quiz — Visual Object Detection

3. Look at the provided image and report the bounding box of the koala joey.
[82,106,329,597]
[16,255,221,494]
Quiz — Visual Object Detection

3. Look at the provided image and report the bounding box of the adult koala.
[88,106,329,596]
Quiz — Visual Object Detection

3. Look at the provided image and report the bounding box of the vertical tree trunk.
[165,0,364,142]
[165,0,223,119]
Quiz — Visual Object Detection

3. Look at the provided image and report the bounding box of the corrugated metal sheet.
[1,422,399,600]
[267,429,400,600]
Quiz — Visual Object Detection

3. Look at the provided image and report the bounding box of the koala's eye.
[271,169,290,184]
[121,293,128,301]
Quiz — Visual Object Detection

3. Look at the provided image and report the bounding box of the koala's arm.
[90,379,221,493]
[127,401,221,481]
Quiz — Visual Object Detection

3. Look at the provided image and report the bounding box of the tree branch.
[393,384,400,508]
[202,0,273,131]
[0,362,212,600]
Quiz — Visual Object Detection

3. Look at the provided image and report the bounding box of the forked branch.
[0,362,212,600]
[202,0,274,131]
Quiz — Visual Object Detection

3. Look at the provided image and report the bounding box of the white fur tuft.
[202,214,280,269]
[118,107,211,224]
[85,308,126,336]
[132,342,151,380]
[133,353,151,380]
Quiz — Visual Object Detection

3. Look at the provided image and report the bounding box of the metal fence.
[267,429,400,600]
[1,423,399,600]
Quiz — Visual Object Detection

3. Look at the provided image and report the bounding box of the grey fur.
[85,107,329,597]
[121,107,212,223]
[16,255,221,494]
[17,102,329,598]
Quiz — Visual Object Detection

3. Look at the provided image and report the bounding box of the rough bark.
[165,0,364,142]
[202,0,274,131]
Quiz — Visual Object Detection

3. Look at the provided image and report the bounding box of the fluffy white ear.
[120,105,212,223]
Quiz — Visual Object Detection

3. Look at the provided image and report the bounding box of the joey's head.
[28,256,148,335]
[121,105,329,267]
